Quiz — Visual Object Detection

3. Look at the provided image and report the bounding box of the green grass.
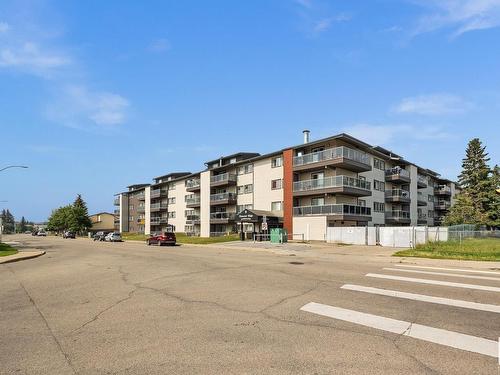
[120,232,240,244]
[393,238,500,261]
[0,243,18,257]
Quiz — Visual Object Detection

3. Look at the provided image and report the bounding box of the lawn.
[0,243,18,257]
[120,232,240,244]
[393,238,500,261]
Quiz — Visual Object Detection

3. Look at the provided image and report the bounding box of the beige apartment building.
[114,131,459,238]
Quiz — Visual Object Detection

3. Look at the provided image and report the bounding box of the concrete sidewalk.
[0,250,45,264]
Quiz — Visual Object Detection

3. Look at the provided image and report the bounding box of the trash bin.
[270,228,288,244]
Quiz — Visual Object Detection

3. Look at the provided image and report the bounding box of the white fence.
[327,226,450,248]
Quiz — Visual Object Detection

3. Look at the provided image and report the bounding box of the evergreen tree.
[1,209,16,234]
[19,216,27,232]
[71,194,91,233]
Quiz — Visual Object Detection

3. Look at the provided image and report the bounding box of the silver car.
[105,232,122,242]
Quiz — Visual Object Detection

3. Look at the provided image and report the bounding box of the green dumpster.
[270,228,288,243]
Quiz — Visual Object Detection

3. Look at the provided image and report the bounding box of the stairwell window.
[271,156,282,168]
[271,179,282,190]
[374,202,385,213]
[271,201,282,211]
[374,158,385,170]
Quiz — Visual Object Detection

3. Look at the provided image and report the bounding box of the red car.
[146,232,176,246]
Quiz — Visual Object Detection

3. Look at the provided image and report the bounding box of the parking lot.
[1,234,499,374]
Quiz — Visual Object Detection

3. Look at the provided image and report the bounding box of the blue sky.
[1,0,499,222]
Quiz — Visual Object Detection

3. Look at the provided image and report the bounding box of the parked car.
[93,231,107,241]
[36,230,47,237]
[24,230,31,234]
[63,231,76,239]
[105,232,122,242]
[147,232,176,246]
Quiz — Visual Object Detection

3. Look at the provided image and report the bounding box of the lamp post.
[0,165,28,172]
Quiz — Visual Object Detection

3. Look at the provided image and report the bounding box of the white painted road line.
[300,302,498,359]
[341,284,500,314]
[393,264,500,276]
[366,273,500,293]
[383,268,500,282]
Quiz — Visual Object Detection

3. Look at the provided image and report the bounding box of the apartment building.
[114,131,459,238]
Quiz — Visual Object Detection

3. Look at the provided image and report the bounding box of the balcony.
[210,212,237,224]
[151,217,161,225]
[385,189,410,203]
[385,168,411,184]
[210,173,237,187]
[186,215,200,225]
[185,195,201,208]
[114,198,120,206]
[417,213,427,224]
[385,210,411,224]
[210,192,237,206]
[293,204,371,222]
[151,203,169,212]
[137,206,145,213]
[137,192,145,201]
[293,146,371,172]
[186,178,201,192]
[293,176,371,197]
[151,189,161,199]
[435,200,451,210]
[417,175,428,188]
[114,209,120,215]
[417,192,427,206]
[435,185,452,196]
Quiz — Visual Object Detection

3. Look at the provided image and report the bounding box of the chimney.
[303,129,310,144]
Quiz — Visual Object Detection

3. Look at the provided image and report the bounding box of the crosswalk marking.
[300,302,498,359]
[366,273,500,293]
[383,267,500,282]
[392,264,500,276]
[341,284,500,313]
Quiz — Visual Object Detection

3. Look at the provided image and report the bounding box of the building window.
[311,197,325,206]
[237,164,253,175]
[271,179,282,190]
[129,205,134,210]
[373,180,385,192]
[237,184,253,194]
[271,201,283,211]
[358,199,366,207]
[168,197,176,204]
[428,194,434,202]
[167,211,176,219]
[374,202,385,213]
[185,225,194,233]
[271,156,282,168]
[129,216,134,221]
[374,158,385,171]
[229,157,237,164]
[237,204,253,212]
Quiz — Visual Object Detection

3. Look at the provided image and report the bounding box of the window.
[129,216,134,221]
[129,205,134,210]
[185,225,194,233]
[169,184,176,190]
[237,184,253,194]
[271,179,282,190]
[271,156,282,168]
[168,211,176,219]
[374,158,385,170]
[428,210,434,218]
[229,157,237,164]
[237,204,253,212]
[358,199,366,207]
[168,197,176,204]
[428,194,434,202]
[311,197,325,206]
[373,180,385,192]
[238,164,253,175]
[271,201,283,211]
[373,202,385,213]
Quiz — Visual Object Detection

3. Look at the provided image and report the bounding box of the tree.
[0,209,15,234]
[19,216,27,233]
[443,193,484,226]
[71,194,91,233]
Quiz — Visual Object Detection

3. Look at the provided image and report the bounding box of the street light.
[0,165,28,172]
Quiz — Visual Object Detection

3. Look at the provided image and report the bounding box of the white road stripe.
[393,264,500,276]
[300,302,498,359]
[366,273,500,293]
[383,268,500,282]
[341,284,500,313]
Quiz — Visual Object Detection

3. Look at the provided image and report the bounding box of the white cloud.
[0,22,9,33]
[343,123,451,146]
[412,0,500,37]
[392,93,473,115]
[148,38,171,53]
[313,13,351,33]
[0,42,70,74]
[47,85,129,128]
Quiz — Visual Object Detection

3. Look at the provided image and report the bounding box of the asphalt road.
[1,235,499,374]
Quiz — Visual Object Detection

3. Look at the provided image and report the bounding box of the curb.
[0,251,46,265]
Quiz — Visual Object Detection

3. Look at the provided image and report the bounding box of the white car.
[37,230,47,237]
[105,232,122,242]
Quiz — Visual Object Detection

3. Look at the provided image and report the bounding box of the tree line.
[47,194,92,233]
[444,138,499,228]
[0,209,35,233]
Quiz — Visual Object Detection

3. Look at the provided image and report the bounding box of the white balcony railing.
[385,211,411,220]
[210,192,237,202]
[210,212,237,220]
[293,176,371,193]
[293,204,371,217]
[385,189,410,199]
[385,167,410,178]
[210,173,237,184]
[293,146,370,167]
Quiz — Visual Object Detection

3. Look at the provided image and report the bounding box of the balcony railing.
[114,209,120,215]
[417,175,428,187]
[114,198,120,206]
[293,204,371,217]
[210,192,237,202]
[385,210,411,220]
[151,218,161,225]
[185,195,201,205]
[151,203,167,210]
[435,200,451,209]
[151,189,161,198]
[293,176,371,193]
[435,185,452,195]
[186,179,201,189]
[210,173,237,185]
[186,215,200,221]
[210,212,237,220]
[293,146,370,167]
[418,213,427,221]
[385,189,410,199]
[385,167,410,179]
[137,206,145,213]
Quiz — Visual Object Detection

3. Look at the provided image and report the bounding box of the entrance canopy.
[236,209,282,224]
